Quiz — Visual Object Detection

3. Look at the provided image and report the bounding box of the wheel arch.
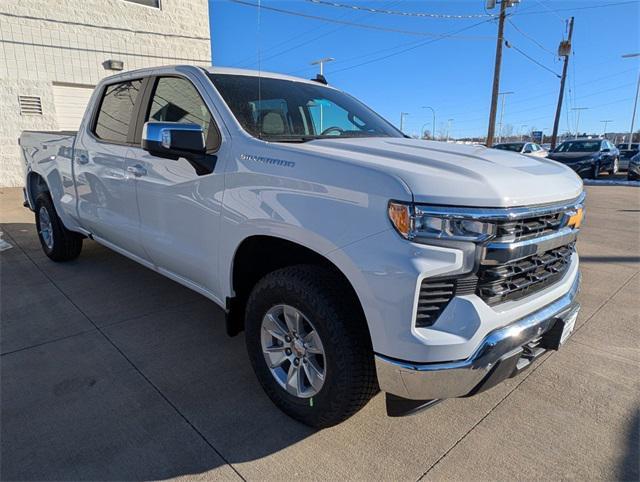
[226,234,371,345]
[26,171,50,209]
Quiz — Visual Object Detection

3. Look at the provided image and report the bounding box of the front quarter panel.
[219,139,412,297]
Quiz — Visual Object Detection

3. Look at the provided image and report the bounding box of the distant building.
[0,0,211,187]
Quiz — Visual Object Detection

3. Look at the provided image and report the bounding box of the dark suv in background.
[616,143,639,171]
[547,139,620,179]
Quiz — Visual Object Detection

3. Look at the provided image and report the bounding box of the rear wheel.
[35,193,83,261]
[245,265,377,428]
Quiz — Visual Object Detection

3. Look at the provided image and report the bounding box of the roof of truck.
[203,66,337,88]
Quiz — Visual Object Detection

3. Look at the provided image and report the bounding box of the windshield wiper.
[261,135,319,143]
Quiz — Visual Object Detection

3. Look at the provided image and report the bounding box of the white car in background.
[493,142,548,158]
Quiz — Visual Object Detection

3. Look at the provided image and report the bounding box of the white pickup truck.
[20,65,584,427]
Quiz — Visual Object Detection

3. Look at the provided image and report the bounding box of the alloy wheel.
[260,304,326,398]
[38,206,54,250]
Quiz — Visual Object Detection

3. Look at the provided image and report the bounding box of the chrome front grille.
[495,212,564,242]
[413,193,584,327]
[477,243,575,306]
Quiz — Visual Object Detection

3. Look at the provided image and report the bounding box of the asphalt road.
[1,184,638,481]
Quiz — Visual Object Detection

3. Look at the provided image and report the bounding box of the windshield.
[208,73,403,141]
[494,143,524,152]
[555,140,601,153]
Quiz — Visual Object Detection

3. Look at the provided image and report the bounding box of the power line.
[445,69,636,119]
[532,0,566,23]
[327,17,496,75]
[231,0,401,66]
[305,0,495,19]
[228,0,493,38]
[507,19,557,56]
[236,1,407,68]
[505,40,561,77]
[512,0,638,16]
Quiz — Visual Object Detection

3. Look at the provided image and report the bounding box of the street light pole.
[571,107,588,139]
[420,122,430,139]
[421,106,436,140]
[497,91,514,143]
[622,53,640,149]
[400,112,409,133]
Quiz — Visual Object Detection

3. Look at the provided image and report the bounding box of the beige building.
[0,0,211,187]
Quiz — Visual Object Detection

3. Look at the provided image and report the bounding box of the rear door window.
[94,79,143,143]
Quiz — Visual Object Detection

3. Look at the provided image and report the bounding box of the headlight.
[388,201,496,243]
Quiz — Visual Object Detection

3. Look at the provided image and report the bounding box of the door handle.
[126,164,147,177]
[77,154,89,165]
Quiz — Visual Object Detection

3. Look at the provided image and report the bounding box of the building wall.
[0,0,211,187]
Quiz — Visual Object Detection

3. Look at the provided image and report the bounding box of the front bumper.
[375,272,581,400]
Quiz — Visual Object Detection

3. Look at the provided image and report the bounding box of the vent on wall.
[18,95,43,115]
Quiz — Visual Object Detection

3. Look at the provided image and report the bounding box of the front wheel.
[245,265,377,428]
[34,193,83,261]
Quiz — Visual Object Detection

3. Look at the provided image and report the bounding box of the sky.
[209,0,640,140]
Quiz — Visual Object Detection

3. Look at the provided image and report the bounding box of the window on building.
[147,76,219,151]
[124,0,160,8]
[94,79,142,143]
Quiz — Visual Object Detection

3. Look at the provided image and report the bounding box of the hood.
[284,137,583,207]
[547,151,598,163]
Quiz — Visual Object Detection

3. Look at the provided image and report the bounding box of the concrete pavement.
[1,185,638,481]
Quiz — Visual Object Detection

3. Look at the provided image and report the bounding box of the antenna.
[257,0,262,139]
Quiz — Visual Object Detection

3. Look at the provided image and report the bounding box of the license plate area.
[540,305,580,350]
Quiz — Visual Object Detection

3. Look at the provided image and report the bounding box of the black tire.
[245,265,378,428]
[34,192,83,261]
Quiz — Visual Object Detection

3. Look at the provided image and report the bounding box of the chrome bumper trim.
[375,271,581,400]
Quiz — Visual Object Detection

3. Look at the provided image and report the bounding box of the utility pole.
[600,120,612,137]
[400,112,409,133]
[572,107,588,139]
[485,0,509,147]
[496,91,514,143]
[551,16,574,149]
[621,53,640,149]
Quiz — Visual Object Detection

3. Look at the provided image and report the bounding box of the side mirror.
[142,122,206,160]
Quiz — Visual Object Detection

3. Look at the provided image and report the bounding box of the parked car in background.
[628,152,640,180]
[616,143,639,171]
[547,139,619,178]
[493,142,547,158]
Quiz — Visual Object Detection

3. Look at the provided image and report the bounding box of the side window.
[147,77,220,151]
[94,79,142,143]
